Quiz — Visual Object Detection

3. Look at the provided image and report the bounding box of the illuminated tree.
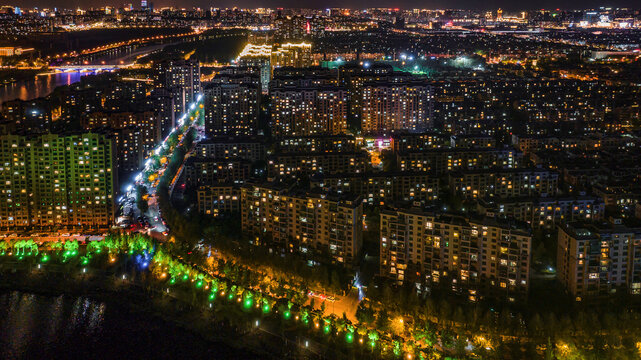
[0,240,9,254]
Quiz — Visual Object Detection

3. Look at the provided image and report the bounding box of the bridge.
[49,64,130,72]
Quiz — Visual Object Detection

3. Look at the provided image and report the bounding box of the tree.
[528,313,544,338]
[356,302,375,325]
[376,309,391,331]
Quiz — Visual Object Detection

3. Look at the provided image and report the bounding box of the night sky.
[16,0,641,11]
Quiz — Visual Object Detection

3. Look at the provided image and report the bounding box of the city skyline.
[0,3,640,359]
[11,2,641,11]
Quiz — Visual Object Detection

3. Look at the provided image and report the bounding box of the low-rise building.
[390,132,449,152]
[451,134,496,148]
[277,135,357,153]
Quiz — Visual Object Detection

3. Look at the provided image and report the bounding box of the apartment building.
[449,168,559,199]
[380,208,531,302]
[557,221,641,301]
[241,183,363,265]
[0,133,116,230]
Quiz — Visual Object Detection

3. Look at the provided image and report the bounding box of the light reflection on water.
[0,291,105,359]
[0,71,94,105]
[0,290,240,359]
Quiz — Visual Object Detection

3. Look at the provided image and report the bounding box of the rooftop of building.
[381,205,532,235]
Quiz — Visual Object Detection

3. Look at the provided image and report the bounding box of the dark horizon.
[14,1,641,12]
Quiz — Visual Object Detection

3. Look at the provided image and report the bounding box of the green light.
[283,311,291,320]
[196,280,203,288]
[81,257,89,265]
[393,342,401,356]
[40,255,49,263]
[227,293,234,300]
[346,332,354,343]
[370,340,376,349]
[243,298,252,309]
[170,278,176,284]
[209,293,216,300]
[262,304,270,313]
[324,325,331,334]
[182,274,189,281]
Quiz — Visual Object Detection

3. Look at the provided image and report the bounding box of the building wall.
[270,87,348,137]
[398,148,521,174]
[380,209,531,302]
[449,169,559,199]
[268,152,368,177]
[313,172,439,205]
[557,223,641,301]
[197,185,241,217]
[361,82,433,133]
[241,184,363,266]
[0,133,115,229]
[204,83,260,137]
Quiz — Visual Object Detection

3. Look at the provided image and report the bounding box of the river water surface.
[0,290,242,359]
[0,72,92,105]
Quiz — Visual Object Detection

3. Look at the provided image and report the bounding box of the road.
[118,95,205,236]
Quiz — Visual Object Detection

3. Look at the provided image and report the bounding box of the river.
[0,290,244,359]
[0,42,171,104]
[0,72,95,104]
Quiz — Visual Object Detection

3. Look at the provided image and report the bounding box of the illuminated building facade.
[449,168,559,199]
[312,171,440,205]
[83,111,160,153]
[558,221,641,301]
[361,81,433,134]
[195,137,265,162]
[0,133,116,230]
[236,43,273,92]
[270,85,348,137]
[197,184,241,217]
[478,196,605,229]
[380,208,531,302]
[153,58,201,118]
[236,42,312,92]
[268,152,368,177]
[398,148,521,174]
[0,99,52,134]
[277,135,356,153]
[241,183,363,265]
[204,82,260,137]
[184,158,252,187]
